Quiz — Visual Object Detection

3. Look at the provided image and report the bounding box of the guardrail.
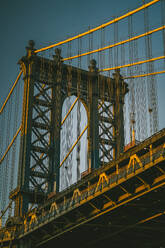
[0,139,164,243]
[18,142,165,236]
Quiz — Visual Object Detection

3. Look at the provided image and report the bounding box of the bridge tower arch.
[10,41,128,218]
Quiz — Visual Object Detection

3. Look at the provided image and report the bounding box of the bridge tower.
[10,41,128,218]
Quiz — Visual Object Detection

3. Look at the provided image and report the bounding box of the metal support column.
[15,41,36,216]
[88,59,100,169]
[52,48,63,192]
[11,42,62,217]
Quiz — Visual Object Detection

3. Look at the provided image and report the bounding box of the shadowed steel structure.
[9,41,128,219]
[0,0,165,247]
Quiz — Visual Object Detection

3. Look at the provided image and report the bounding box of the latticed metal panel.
[11,43,62,216]
[98,70,128,164]
[99,99,115,162]
[30,81,52,192]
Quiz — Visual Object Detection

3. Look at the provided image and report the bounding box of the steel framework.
[0,1,164,246]
[8,41,128,219]
[1,123,165,248]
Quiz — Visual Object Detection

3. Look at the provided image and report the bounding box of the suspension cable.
[0,125,21,165]
[62,25,165,62]
[100,55,165,72]
[0,71,22,115]
[60,125,88,167]
[124,70,165,79]
[34,0,160,54]
[61,97,78,125]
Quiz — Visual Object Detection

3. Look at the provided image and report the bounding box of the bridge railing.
[16,141,165,237]
[0,139,164,243]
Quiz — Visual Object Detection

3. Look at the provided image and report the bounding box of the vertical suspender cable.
[128,15,135,143]
[161,0,165,67]
[144,6,159,136]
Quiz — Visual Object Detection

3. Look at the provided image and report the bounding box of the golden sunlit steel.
[61,97,78,126]
[60,125,88,167]
[100,55,165,72]
[25,64,31,136]
[62,25,165,61]
[0,125,21,165]
[0,71,22,115]
[124,70,165,79]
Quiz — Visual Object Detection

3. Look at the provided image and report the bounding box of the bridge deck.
[1,128,165,247]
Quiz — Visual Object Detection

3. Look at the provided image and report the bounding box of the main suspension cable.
[124,70,165,79]
[100,55,165,72]
[62,25,165,62]
[34,0,160,54]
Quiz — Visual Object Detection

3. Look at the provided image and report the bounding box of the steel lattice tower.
[9,41,128,218]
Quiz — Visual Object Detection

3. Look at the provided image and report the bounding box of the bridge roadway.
[1,128,165,248]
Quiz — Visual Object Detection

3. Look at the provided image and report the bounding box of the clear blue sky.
[0,0,164,129]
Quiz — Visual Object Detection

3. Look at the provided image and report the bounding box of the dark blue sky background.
[0,0,164,129]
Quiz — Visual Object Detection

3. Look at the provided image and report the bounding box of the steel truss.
[8,42,127,223]
[1,128,165,248]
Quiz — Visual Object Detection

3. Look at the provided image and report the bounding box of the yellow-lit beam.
[124,70,165,79]
[25,64,31,136]
[62,25,165,61]
[90,180,165,226]
[37,181,165,247]
[35,0,160,54]
[60,125,88,167]
[0,125,21,165]
[61,97,78,126]
[100,55,165,72]
[139,212,164,224]
[0,71,22,115]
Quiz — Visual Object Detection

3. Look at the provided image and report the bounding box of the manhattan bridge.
[0,0,165,247]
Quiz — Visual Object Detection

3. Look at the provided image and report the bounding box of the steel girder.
[1,128,165,247]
